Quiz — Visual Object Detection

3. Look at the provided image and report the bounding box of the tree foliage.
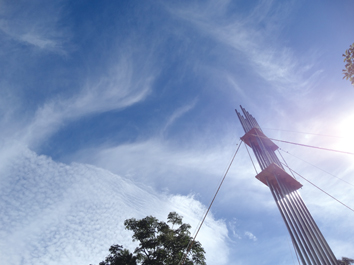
[97,212,206,265]
[343,43,354,86]
[99,245,137,265]
[338,257,354,265]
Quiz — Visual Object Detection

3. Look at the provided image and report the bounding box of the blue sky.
[1,1,354,264]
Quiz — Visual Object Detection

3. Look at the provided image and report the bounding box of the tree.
[99,245,137,265]
[97,212,206,265]
[338,257,354,265]
[342,43,354,86]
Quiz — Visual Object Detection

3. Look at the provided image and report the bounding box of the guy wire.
[280,148,354,187]
[250,134,354,156]
[179,140,243,265]
[245,142,258,174]
[281,163,354,214]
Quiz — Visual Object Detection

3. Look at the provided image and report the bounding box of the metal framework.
[236,106,338,265]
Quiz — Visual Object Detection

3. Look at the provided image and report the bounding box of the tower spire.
[236,106,338,265]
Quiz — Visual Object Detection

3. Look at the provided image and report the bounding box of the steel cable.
[178,140,243,265]
[280,148,354,187]
[250,134,354,156]
[281,163,354,214]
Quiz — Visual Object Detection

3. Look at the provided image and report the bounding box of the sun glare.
[336,114,354,153]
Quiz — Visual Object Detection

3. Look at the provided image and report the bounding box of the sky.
[0,0,354,264]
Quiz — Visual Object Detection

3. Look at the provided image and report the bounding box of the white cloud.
[228,219,242,240]
[0,144,230,265]
[244,231,257,241]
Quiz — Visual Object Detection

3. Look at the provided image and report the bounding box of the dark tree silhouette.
[343,43,354,86]
[338,257,354,265]
[98,245,137,265]
[97,212,206,265]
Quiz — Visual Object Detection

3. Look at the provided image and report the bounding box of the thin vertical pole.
[293,192,338,264]
[276,181,320,264]
[284,186,329,264]
[267,178,307,265]
[272,183,312,264]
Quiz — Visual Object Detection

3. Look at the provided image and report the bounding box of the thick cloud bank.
[0,144,229,265]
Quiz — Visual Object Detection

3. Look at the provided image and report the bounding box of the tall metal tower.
[236,106,338,265]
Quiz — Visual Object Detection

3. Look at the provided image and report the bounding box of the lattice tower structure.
[236,106,338,265]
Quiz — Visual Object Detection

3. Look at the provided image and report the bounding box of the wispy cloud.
[0,1,69,53]
[69,135,246,189]
[161,99,198,135]
[16,54,153,148]
[244,231,257,241]
[166,0,321,92]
